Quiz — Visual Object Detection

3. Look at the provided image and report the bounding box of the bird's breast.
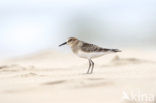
[75,50,105,59]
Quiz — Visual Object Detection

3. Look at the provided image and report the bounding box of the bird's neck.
[71,40,81,53]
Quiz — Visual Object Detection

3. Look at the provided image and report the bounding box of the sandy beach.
[0,48,156,103]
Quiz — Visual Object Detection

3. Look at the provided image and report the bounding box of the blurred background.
[0,0,156,58]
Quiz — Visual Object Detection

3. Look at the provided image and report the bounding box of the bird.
[59,37,121,74]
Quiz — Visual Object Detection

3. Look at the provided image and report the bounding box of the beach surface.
[0,49,156,103]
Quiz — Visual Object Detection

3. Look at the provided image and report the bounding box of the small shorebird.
[59,37,121,74]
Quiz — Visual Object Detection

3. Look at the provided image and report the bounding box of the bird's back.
[80,41,121,53]
[73,41,121,59]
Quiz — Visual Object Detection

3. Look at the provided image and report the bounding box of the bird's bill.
[59,42,67,47]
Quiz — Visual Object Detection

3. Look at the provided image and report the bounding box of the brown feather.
[81,42,121,53]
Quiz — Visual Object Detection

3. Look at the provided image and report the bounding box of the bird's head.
[59,37,78,47]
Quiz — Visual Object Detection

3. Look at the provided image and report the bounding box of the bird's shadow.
[101,55,156,67]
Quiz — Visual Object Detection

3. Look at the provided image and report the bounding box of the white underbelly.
[75,50,107,59]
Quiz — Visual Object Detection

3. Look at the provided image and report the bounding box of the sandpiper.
[59,37,121,74]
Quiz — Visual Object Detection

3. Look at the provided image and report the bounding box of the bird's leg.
[90,59,94,74]
[86,59,92,74]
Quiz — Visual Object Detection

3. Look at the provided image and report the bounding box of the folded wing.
[81,42,121,53]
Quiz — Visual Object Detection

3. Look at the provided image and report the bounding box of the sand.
[0,49,156,103]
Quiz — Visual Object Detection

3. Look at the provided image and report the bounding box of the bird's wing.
[81,42,109,52]
[81,42,121,53]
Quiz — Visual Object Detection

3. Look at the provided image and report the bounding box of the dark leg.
[87,59,92,74]
[90,59,94,74]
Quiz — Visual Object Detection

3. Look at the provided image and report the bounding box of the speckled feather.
[81,41,121,53]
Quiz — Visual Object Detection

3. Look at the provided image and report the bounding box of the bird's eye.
[68,39,72,42]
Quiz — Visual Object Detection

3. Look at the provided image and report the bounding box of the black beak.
[59,42,67,47]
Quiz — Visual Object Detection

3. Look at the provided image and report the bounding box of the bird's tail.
[110,49,122,52]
